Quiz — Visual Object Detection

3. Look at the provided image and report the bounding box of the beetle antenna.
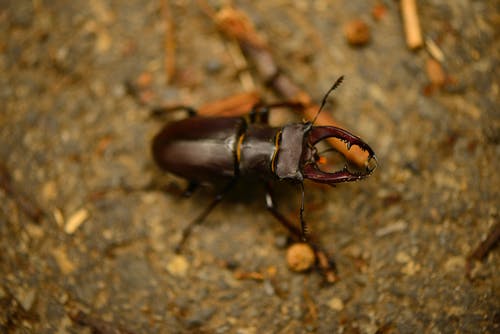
[312,75,344,124]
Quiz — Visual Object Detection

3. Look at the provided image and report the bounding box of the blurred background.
[1,1,498,332]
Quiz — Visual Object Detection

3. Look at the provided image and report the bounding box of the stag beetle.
[152,77,376,280]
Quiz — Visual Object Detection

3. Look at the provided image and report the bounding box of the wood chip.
[52,246,76,274]
[162,0,176,83]
[53,208,64,227]
[426,58,446,87]
[64,208,89,234]
[234,271,264,281]
[375,220,408,237]
[425,38,445,62]
[401,0,423,49]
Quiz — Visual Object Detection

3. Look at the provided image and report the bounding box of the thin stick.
[401,0,423,49]
[425,37,445,62]
[162,0,176,83]
[226,40,256,92]
[466,222,500,279]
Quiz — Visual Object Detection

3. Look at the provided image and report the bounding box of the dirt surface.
[1,1,499,333]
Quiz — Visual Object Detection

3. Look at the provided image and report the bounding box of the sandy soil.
[1,1,498,333]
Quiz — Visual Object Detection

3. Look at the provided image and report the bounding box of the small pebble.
[375,220,408,237]
[327,297,344,311]
[17,287,37,311]
[185,307,216,328]
[42,180,57,201]
[344,19,371,46]
[166,255,189,277]
[286,243,315,272]
[396,251,411,264]
[263,280,275,296]
[401,261,421,275]
[372,3,388,21]
[205,58,224,74]
[444,256,465,272]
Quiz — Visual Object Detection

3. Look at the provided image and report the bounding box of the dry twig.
[213,7,371,167]
[401,0,423,49]
[466,222,500,279]
[162,0,176,83]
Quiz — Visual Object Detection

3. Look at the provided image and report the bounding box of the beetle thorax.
[273,123,309,181]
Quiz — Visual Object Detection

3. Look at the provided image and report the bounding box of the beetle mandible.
[151,76,377,280]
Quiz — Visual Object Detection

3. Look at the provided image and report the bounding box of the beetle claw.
[365,154,378,173]
[302,126,377,184]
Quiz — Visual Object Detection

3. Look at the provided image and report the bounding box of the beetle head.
[274,76,376,185]
[272,123,376,184]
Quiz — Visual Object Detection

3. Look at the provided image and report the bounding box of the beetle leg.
[151,105,197,118]
[182,181,199,198]
[249,101,305,124]
[264,182,338,283]
[298,182,309,241]
[265,183,302,237]
[175,178,237,253]
[249,106,269,124]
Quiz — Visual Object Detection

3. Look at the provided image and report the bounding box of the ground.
[1,1,499,333]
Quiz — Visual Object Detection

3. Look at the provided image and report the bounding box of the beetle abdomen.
[152,117,245,183]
